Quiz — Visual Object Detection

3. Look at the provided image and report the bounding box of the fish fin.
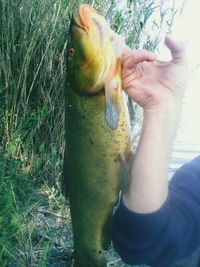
[102,212,112,250]
[127,96,136,123]
[61,149,69,198]
[119,151,134,193]
[105,79,121,130]
[110,31,125,57]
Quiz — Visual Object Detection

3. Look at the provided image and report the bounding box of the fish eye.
[68,47,75,56]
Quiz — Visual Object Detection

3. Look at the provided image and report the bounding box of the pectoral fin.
[119,151,134,193]
[110,31,125,58]
[105,79,121,130]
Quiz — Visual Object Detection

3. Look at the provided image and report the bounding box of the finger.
[122,79,142,99]
[165,36,187,62]
[123,49,156,69]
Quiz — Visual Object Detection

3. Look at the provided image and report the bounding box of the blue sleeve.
[112,155,200,267]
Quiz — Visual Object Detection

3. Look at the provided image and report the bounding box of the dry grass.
[4,181,145,267]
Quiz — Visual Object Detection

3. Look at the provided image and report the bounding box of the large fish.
[63,4,132,267]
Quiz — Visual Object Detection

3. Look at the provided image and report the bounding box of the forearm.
[123,106,182,213]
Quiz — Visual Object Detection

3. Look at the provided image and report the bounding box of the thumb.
[165,36,187,62]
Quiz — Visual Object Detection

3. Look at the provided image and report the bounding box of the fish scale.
[63,4,132,267]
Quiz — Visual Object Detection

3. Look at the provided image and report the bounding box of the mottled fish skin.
[63,4,132,267]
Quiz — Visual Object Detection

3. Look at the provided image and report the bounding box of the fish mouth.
[71,4,98,31]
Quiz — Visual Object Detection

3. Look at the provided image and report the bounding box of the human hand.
[122,36,188,113]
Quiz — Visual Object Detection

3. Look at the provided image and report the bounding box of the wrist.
[143,103,182,132]
[144,99,182,114]
[122,104,181,213]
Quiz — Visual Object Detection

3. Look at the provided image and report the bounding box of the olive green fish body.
[63,4,132,267]
[65,89,131,267]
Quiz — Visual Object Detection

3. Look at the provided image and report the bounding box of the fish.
[62,4,132,267]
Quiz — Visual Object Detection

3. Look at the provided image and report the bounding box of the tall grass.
[0,0,71,264]
[0,0,68,170]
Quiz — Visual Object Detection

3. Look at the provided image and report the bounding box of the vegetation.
[0,0,186,265]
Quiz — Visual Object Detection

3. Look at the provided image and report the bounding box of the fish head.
[67,4,126,129]
[67,4,106,92]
